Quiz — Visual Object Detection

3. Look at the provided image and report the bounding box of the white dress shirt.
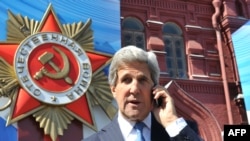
[117,111,187,141]
[118,111,151,141]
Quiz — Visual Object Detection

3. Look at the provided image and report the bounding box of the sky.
[232,20,250,123]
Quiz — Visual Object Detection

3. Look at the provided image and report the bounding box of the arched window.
[121,17,145,49]
[163,22,187,78]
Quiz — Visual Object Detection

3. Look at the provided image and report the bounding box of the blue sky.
[232,20,250,122]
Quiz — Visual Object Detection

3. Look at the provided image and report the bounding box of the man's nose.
[129,81,140,95]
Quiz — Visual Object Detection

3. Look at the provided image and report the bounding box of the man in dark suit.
[85,46,203,141]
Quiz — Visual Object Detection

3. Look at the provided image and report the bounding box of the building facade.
[121,0,249,140]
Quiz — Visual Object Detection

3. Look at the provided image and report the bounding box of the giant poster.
[0,1,120,140]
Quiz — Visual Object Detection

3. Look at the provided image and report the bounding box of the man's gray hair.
[108,45,160,86]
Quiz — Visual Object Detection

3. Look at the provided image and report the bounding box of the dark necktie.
[134,122,145,141]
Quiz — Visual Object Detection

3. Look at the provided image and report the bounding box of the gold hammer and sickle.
[34,46,73,85]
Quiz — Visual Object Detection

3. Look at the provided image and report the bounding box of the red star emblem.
[0,4,115,141]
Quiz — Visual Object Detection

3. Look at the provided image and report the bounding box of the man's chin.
[125,110,146,121]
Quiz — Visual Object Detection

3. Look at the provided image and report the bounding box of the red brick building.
[121,0,249,140]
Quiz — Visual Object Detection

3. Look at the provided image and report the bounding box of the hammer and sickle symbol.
[34,46,73,85]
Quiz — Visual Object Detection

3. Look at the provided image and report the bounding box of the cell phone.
[155,97,163,107]
[151,84,163,107]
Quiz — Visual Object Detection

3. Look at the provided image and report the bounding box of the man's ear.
[110,85,116,98]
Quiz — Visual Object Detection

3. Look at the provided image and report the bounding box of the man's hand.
[152,85,178,127]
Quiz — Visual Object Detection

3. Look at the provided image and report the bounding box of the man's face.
[111,62,154,121]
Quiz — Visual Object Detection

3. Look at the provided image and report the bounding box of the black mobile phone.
[151,84,163,107]
[155,97,163,107]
